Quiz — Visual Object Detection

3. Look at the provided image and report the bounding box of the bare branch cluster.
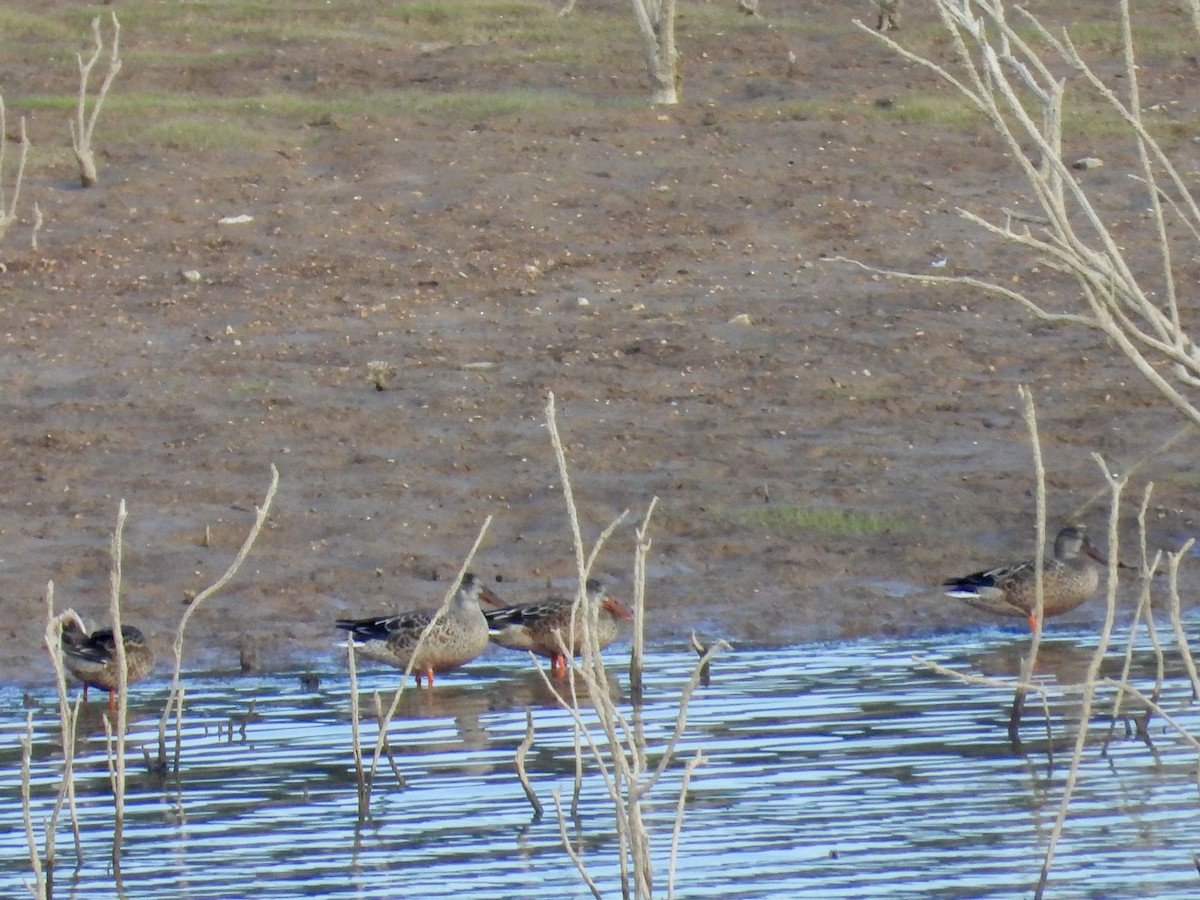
[531,392,727,898]
[70,12,122,188]
[837,0,1200,430]
[915,389,1200,898]
[19,467,279,893]
[0,96,30,244]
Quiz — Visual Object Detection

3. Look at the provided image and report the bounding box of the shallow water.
[2,628,1199,899]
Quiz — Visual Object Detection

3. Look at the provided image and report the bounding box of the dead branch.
[156,464,279,773]
[515,708,542,820]
[70,13,122,188]
[0,98,29,242]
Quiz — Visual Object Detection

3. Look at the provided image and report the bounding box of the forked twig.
[0,97,29,243]
[71,13,122,188]
[667,749,706,900]
[1034,457,1127,900]
[515,708,543,820]
[156,465,279,773]
[353,520,492,814]
[539,391,727,898]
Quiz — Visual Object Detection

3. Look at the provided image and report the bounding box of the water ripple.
[2,628,1198,898]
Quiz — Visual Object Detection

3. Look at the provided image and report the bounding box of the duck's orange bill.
[603,597,634,621]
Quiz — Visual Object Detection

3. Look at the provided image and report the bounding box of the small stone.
[1072,157,1103,170]
[181,269,202,283]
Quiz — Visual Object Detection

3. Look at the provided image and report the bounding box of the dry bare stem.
[42,588,85,873]
[667,749,706,900]
[105,501,131,876]
[1103,486,1163,746]
[20,712,44,900]
[540,391,727,898]
[346,637,366,820]
[354,517,493,810]
[371,691,405,790]
[0,97,29,243]
[515,707,543,820]
[71,13,122,188]
[1165,539,1200,701]
[156,464,279,773]
[1010,387,1048,742]
[629,0,678,103]
[1097,678,1200,755]
[837,0,1200,431]
[1033,457,1126,900]
[551,789,603,900]
[30,202,42,251]
[629,498,657,700]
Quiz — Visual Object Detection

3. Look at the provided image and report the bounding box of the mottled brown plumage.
[943,525,1107,627]
[485,578,633,676]
[61,620,155,711]
[335,573,503,686]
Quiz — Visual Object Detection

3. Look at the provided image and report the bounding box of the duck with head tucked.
[61,619,156,712]
[335,573,504,687]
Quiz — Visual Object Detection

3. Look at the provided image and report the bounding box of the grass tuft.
[736,504,907,536]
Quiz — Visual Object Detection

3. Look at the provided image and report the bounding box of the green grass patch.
[734,505,909,537]
[140,115,285,152]
[875,93,988,131]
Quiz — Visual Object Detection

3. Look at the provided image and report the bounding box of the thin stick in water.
[515,707,542,820]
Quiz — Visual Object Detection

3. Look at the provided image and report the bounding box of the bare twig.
[540,392,727,898]
[42,588,85,872]
[629,499,656,701]
[19,712,44,900]
[551,789,603,900]
[346,637,367,820]
[1165,539,1200,702]
[156,464,279,773]
[515,708,543,820]
[689,631,714,687]
[70,13,122,188]
[667,749,706,900]
[838,0,1200,432]
[357,519,493,808]
[30,202,42,252]
[1010,386,1047,743]
[1034,458,1126,900]
[106,501,130,876]
[0,98,29,243]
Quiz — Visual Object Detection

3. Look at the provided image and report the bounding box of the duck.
[335,573,503,686]
[485,578,634,676]
[943,525,1108,628]
[61,620,156,712]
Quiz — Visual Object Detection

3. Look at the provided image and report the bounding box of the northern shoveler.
[485,577,634,676]
[335,573,503,686]
[61,620,156,712]
[943,525,1107,628]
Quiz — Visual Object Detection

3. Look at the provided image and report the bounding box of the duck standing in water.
[943,525,1108,629]
[485,578,634,676]
[335,573,503,687]
[61,620,156,712]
